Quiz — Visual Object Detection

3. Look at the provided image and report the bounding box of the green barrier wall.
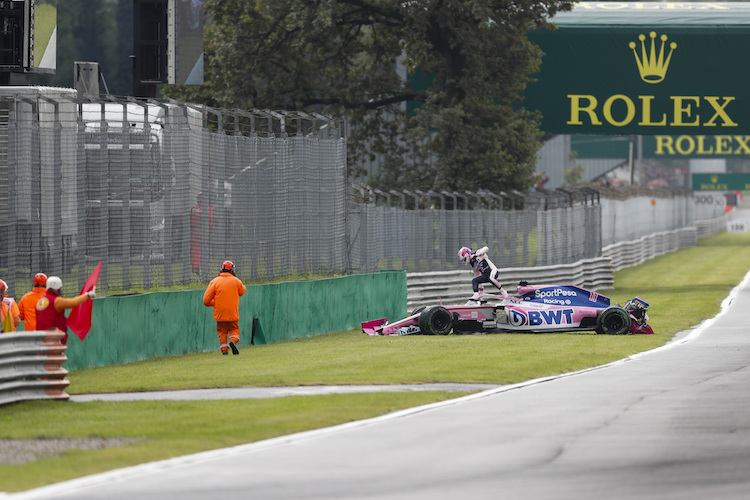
[63,271,406,370]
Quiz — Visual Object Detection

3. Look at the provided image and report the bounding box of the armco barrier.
[0,330,70,406]
[406,257,614,311]
[63,271,407,371]
[602,227,698,272]
[697,214,729,239]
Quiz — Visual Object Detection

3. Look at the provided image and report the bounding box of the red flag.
[68,261,101,341]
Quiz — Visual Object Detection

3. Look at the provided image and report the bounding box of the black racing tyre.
[418,306,453,335]
[411,306,427,316]
[596,306,632,335]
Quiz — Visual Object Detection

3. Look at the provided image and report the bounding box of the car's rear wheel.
[418,306,453,335]
[596,306,631,335]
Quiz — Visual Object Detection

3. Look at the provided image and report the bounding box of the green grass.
[0,392,462,492]
[67,330,666,393]
[2,229,750,492]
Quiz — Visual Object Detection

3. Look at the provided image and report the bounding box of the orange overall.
[18,288,46,331]
[203,272,247,353]
[1,298,18,332]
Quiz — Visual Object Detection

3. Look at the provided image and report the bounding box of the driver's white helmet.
[458,247,473,263]
[46,276,63,292]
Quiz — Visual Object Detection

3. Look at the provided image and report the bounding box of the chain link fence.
[598,186,699,248]
[0,89,725,300]
[347,186,603,273]
[347,185,719,275]
[0,90,347,298]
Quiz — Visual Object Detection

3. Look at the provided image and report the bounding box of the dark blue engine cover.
[520,285,611,308]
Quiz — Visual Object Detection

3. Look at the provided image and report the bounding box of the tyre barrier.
[0,330,70,406]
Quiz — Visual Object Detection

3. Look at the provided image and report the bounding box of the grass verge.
[0,392,463,492]
[1,230,749,492]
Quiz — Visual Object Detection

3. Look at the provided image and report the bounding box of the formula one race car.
[362,283,654,336]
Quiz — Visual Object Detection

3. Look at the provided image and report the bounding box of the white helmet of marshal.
[46,276,63,292]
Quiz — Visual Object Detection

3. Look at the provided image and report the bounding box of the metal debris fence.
[0,90,347,298]
[347,186,603,274]
[0,89,723,301]
[598,186,697,247]
[347,185,717,276]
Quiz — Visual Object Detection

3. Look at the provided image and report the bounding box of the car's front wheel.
[418,306,453,335]
[596,306,632,335]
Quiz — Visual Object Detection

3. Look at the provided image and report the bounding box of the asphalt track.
[10,213,750,499]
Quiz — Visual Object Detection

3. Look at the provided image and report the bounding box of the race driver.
[458,246,509,300]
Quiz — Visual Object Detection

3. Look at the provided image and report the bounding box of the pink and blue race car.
[362,283,654,336]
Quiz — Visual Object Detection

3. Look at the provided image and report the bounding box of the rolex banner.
[524,2,750,136]
[692,173,750,192]
[571,134,750,160]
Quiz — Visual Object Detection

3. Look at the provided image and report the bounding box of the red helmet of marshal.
[221,260,235,274]
[33,273,47,287]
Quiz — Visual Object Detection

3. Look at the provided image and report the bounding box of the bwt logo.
[509,308,575,326]
[509,310,528,327]
[535,289,577,299]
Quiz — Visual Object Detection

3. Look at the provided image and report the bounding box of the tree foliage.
[164,0,574,192]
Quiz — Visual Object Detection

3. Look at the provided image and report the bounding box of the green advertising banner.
[525,2,750,135]
[571,134,750,159]
[692,173,750,191]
